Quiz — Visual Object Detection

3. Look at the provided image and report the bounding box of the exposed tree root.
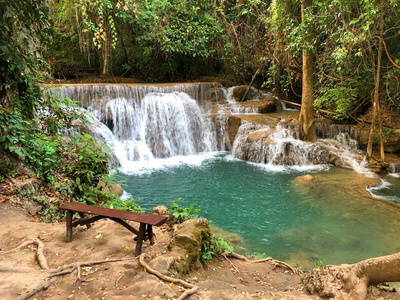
[138,253,199,300]
[222,252,248,261]
[302,252,400,300]
[16,278,57,300]
[1,239,135,300]
[222,252,298,275]
[1,239,49,269]
[251,257,298,274]
[222,254,240,273]
[177,285,200,300]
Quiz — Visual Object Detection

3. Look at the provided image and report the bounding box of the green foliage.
[202,235,234,261]
[104,198,144,213]
[34,195,65,223]
[316,258,326,268]
[168,198,201,224]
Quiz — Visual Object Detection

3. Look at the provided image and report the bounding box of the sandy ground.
[1,201,400,300]
[0,201,318,300]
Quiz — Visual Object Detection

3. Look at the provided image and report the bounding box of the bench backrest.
[60,202,168,226]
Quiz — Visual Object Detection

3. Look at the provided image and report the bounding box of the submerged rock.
[295,174,319,186]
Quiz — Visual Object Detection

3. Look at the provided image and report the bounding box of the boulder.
[123,273,176,299]
[169,218,211,274]
[258,96,278,113]
[152,205,171,221]
[295,174,319,186]
[232,86,260,102]
[96,180,123,196]
[148,256,175,275]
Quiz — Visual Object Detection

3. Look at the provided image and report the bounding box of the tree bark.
[298,0,316,141]
[366,4,385,162]
[101,15,113,77]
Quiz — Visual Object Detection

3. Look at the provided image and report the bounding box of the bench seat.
[59,202,168,256]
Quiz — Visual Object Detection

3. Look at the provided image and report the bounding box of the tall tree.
[76,0,138,76]
[298,0,315,141]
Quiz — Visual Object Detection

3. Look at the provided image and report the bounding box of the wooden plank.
[60,202,168,226]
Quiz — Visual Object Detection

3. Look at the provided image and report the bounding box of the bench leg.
[147,225,155,245]
[135,223,146,256]
[78,212,91,229]
[66,211,73,242]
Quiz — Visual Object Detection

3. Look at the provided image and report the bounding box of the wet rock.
[206,87,227,103]
[258,96,278,113]
[232,86,261,102]
[295,174,319,186]
[169,218,211,274]
[152,205,171,221]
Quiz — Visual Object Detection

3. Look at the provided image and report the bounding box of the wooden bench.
[59,202,168,256]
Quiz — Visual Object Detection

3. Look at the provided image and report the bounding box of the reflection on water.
[118,154,400,269]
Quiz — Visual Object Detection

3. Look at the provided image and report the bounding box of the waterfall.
[44,83,375,175]
[232,122,331,167]
[45,84,222,170]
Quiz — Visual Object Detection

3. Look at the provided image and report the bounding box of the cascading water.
[231,122,331,168]
[45,84,223,171]
[45,83,375,175]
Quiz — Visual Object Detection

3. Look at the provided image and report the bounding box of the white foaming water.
[86,92,218,172]
[232,122,331,167]
[44,84,375,177]
[367,179,398,202]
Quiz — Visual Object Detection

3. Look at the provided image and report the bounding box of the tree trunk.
[366,4,385,162]
[101,17,113,77]
[302,252,400,300]
[298,0,316,141]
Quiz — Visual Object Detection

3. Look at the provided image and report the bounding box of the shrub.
[168,198,201,223]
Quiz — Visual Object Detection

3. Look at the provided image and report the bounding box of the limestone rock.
[96,180,123,196]
[258,96,278,113]
[169,218,211,274]
[232,86,260,102]
[124,273,176,299]
[295,174,319,186]
[152,205,171,221]
[148,256,175,275]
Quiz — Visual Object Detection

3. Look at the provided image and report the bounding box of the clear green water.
[118,154,400,269]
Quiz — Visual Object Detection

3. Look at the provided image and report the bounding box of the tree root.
[177,285,200,300]
[222,254,240,273]
[251,257,298,274]
[138,253,199,300]
[222,252,297,274]
[16,278,57,300]
[1,239,49,269]
[222,252,248,261]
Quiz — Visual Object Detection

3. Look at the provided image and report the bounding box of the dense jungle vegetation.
[0,0,400,218]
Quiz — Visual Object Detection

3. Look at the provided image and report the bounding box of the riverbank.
[2,199,400,300]
[0,201,313,300]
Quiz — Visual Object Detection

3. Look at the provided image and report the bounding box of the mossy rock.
[169,218,211,275]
